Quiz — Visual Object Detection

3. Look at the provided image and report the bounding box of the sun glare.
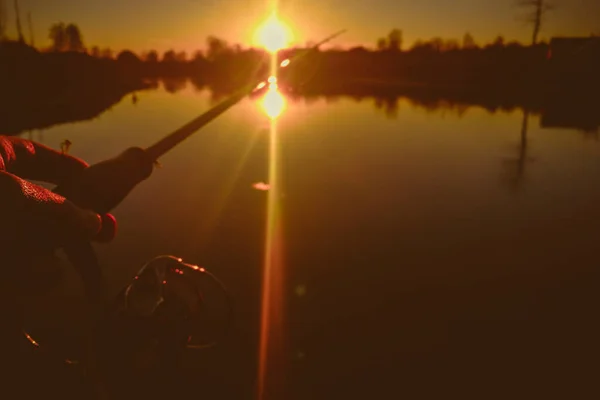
[254,12,293,53]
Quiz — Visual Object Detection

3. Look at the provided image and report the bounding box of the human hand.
[54,146,154,214]
[0,136,116,291]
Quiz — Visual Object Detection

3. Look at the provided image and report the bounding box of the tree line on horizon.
[37,21,555,64]
[2,0,583,62]
[2,0,597,98]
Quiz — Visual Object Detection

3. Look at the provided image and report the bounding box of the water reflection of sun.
[260,76,285,119]
[256,8,289,400]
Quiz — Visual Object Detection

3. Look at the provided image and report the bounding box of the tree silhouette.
[13,0,24,43]
[387,29,403,51]
[376,29,403,51]
[162,49,177,63]
[442,39,460,51]
[142,50,159,63]
[100,47,113,59]
[462,32,477,49]
[410,39,425,50]
[206,36,229,61]
[49,22,84,51]
[117,50,140,63]
[191,49,205,61]
[0,0,7,41]
[489,35,505,48]
[430,37,444,52]
[89,46,100,57]
[49,22,67,51]
[65,23,84,51]
[516,0,554,45]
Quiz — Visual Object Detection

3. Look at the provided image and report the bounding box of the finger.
[0,136,88,185]
[95,214,117,243]
[0,171,102,248]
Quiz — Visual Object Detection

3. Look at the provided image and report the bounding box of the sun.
[253,12,293,53]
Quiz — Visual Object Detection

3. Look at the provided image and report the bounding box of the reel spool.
[22,255,232,368]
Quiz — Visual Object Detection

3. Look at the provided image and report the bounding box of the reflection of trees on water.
[373,96,399,119]
[162,77,188,94]
[189,75,206,93]
[371,96,474,120]
[579,128,599,141]
[501,109,533,191]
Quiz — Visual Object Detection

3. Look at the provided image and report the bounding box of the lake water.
[22,82,600,399]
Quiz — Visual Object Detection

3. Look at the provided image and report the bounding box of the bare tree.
[0,0,7,41]
[516,0,554,45]
[13,0,23,43]
[27,11,33,46]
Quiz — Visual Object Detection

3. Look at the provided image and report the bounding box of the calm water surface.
[23,83,600,399]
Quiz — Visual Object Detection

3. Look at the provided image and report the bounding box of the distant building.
[545,36,600,93]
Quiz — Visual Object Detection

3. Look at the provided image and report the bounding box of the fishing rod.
[56,29,347,215]
[18,28,348,400]
[24,29,347,367]
[146,29,346,160]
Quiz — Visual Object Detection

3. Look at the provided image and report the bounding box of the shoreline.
[1,41,598,135]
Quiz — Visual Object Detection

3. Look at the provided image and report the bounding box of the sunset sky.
[5,0,600,53]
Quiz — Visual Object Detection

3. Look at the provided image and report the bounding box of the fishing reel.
[22,255,232,370]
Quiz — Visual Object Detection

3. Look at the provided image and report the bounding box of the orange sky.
[6,0,600,53]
